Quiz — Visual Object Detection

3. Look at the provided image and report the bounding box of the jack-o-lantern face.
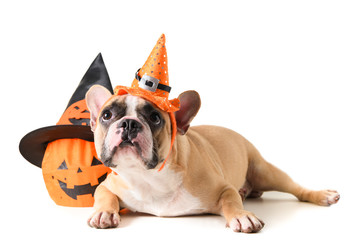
[57,99,91,126]
[42,138,111,207]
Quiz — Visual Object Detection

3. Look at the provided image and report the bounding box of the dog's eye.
[102,110,112,121]
[149,112,161,124]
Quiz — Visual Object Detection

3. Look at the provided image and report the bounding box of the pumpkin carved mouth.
[58,173,108,200]
[41,140,112,207]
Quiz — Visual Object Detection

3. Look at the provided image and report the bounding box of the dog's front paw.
[88,210,120,229]
[318,190,340,206]
[227,211,264,233]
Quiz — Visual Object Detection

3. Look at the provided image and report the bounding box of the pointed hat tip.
[64,53,113,109]
[94,52,103,62]
[159,33,166,43]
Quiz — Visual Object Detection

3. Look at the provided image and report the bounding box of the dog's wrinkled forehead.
[99,95,165,131]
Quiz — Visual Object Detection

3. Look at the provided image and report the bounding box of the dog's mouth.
[119,140,135,148]
[118,140,146,160]
[101,140,141,168]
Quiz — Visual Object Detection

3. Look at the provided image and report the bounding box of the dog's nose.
[118,119,142,141]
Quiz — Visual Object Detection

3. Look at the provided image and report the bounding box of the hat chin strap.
[158,112,177,172]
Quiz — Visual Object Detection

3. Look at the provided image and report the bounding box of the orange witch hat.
[114,34,180,171]
[114,34,180,112]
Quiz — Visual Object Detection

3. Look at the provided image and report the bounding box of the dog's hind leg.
[245,144,340,206]
[239,180,263,201]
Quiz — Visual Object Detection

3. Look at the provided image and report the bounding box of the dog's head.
[86,85,201,171]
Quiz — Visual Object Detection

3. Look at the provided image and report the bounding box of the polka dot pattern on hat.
[115,34,180,113]
[131,34,170,98]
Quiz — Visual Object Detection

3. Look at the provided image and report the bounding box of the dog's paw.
[227,211,264,233]
[88,211,120,229]
[318,190,340,206]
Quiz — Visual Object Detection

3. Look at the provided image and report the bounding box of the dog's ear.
[175,90,201,135]
[86,85,112,131]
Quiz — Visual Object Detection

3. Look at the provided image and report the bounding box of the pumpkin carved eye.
[58,160,68,170]
[91,157,103,166]
[57,157,102,171]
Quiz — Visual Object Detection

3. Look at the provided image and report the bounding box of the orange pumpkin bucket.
[42,139,111,207]
[19,53,113,207]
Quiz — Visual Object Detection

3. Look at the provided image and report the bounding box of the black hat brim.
[19,125,93,168]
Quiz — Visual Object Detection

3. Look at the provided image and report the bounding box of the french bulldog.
[85,85,339,233]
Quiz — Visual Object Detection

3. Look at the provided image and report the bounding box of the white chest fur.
[112,163,204,217]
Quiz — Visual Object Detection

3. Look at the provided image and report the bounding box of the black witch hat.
[19,53,113,168]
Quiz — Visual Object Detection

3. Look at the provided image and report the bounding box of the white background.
[1,0,351,239]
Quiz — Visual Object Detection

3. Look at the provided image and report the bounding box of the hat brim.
[19,125,93,168]
[114,86,180,112]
